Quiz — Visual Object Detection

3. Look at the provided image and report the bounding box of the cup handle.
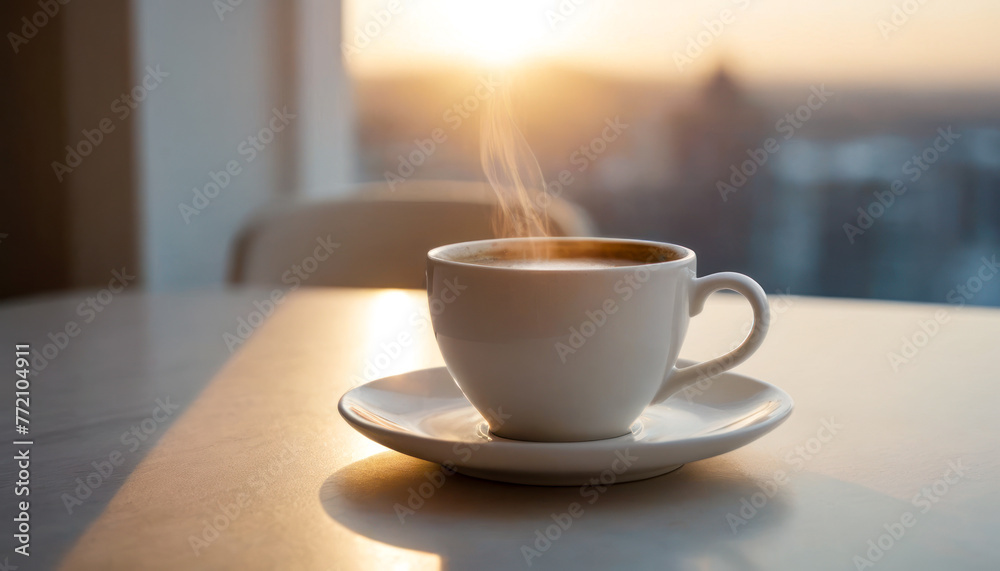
[651,272,770,404]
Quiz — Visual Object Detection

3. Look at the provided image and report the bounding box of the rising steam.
[480,76,551,239]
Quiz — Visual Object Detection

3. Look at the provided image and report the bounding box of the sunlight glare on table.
[359,290,432,382]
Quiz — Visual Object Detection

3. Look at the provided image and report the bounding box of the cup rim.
[427,237,695,271]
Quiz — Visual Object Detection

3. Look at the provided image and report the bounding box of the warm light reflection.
[353,290,440,463]
[359,290,432,382]
[350,538,442,571]
[366,289,418,329]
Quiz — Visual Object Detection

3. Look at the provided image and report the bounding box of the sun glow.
[437,0,548,66]
[345,0,1000,88]
[344,0,553,71]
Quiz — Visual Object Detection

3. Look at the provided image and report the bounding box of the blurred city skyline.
[350,64,1000,306]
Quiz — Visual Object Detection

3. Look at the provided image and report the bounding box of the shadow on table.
[320,451,794,570]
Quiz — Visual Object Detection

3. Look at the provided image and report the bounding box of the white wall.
[133,0,354,290]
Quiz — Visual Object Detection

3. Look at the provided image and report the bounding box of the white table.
[1,288,997,570]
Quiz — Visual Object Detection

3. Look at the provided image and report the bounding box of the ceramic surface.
[338,360,793,485]
[426,237,770,441]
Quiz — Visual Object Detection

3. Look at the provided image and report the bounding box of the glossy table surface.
[0,288,998,570]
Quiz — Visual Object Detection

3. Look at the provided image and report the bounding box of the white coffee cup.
[427,237,769,442]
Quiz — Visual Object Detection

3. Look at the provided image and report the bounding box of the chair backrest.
[228,180,595,289]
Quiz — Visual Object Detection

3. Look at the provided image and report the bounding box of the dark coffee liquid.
[439,239,683,269]
[474,257,642,270]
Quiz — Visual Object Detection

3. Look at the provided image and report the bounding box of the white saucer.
[338,360,793,486]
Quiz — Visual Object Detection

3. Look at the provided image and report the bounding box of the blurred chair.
[228,180,596,289]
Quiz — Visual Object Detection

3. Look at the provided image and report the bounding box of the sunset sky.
[344,0,1000,88]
